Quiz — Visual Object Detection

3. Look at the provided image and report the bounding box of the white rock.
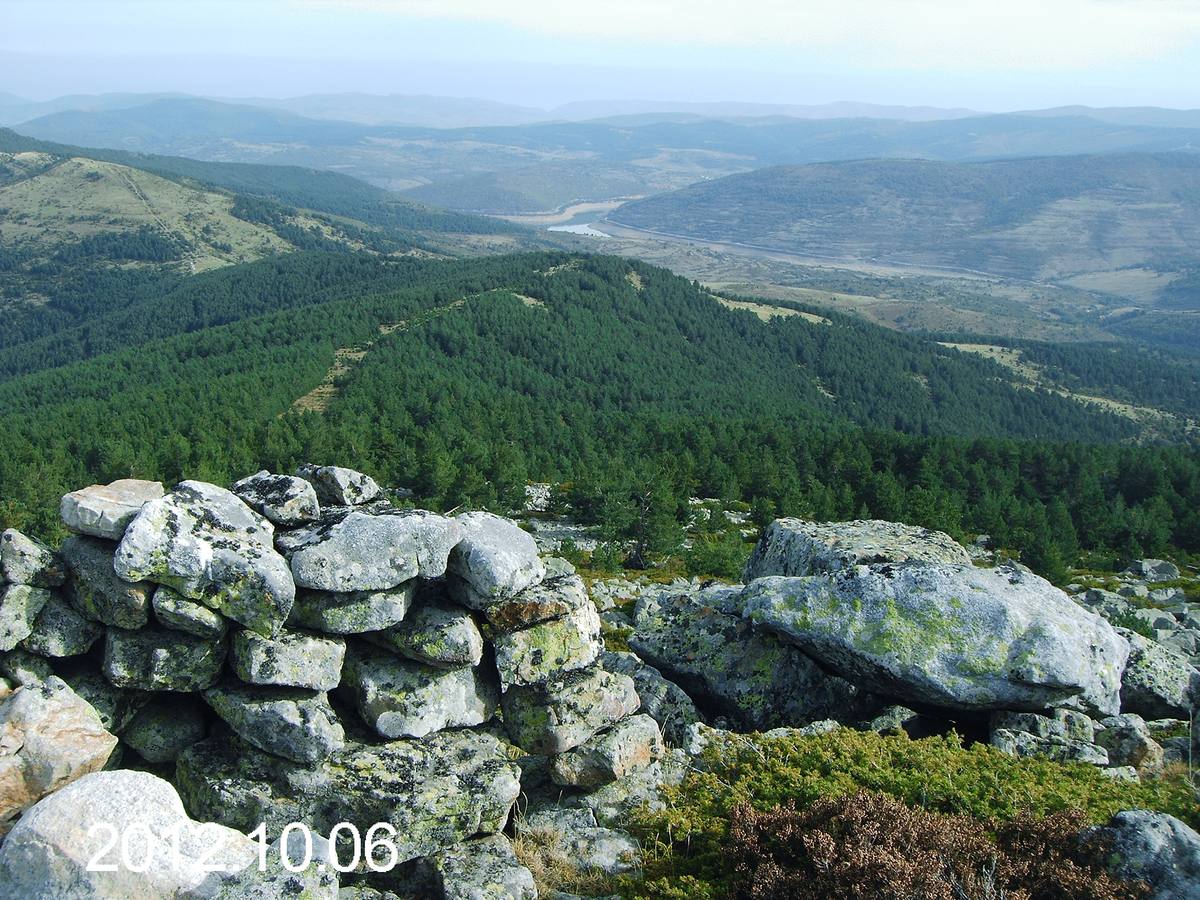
[447,511,545,603]
[296,464,381,506]
[59,479,164,541]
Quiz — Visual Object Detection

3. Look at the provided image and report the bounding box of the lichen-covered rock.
[501,665,639,755]
[20,594,102,657]
[59,478,164,540]
[151,585,229,639]
[447,512,545,604]
[231,627,345,690]
[1103,810,1200,900]
[484,573,589,632]
[551,714,663,788]
[364,600,483,669]
[114,480,295,637]
[425,833,537,900]
[208,828,339,899]
[102,626,226,692]
[204,682,345,764]
[630,586,875,730]
[1,529,64,587]
[0,677,117,826]
[519,807,642,876]
[1117,627,1197,720]
[743,518,972,580]
[0,584,51,651]
[1124,559,1182,581]
[989,729,1109,766]
[296,463,381,506]
[0,770,257,900]
[121,695,208,763]
[342,643,497,739]
[1096,715,1165,774]
[289,581,416,634]
[232,469,321,526]
[55,660,148,733]
[289,510,462,592]
[739,563,1129,715]
[0,648,55,687]
[990,709,1095,744]
[60,535,152,629]
[494,601,602,690]
[600,650,700,745]
[177,728,521,863]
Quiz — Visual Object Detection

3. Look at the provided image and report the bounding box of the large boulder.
[231,627,345,691]
[204,682,345,764]
[0,584,51,652]
[232,469,320,526]
[1,529,64,588]
[739,563,1129,715]
[493,601,602,690]
[60,536,152,629]
[296,463,381,506]
[0,677,117,827]
[342,643,497,739]
[289,510,462,592]
[114,480,295,637]
[289,581,415,634]
[176,728,521,862]
[447,512,545,605]
[501,665,640,755]
[743,518,972,581]
[630,586,876,730]
[21,594,103,658]
[59,478,164,541]
[363,600,484,669]
[1117,628,1197,720]
[102,626,226,692]
[1103,810,1200,899]
[0,770,257,899]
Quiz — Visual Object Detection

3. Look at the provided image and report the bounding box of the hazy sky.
[4,0,1200,109]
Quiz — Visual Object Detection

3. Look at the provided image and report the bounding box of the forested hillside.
[1,251,1196,578]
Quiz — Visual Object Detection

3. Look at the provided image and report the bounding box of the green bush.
[684,531,750,579]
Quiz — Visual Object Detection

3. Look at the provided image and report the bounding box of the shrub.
[684,530,750,579]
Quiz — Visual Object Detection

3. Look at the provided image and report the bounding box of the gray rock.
[0,648,55,686]
[517,807,641,877]
[232,627,345,690]
[494,601,602,689]
[989,729,1109,766]
[60,535,153,629]
[0,770,257,899]
[364,600,483,669]
[122,695,208,763]
[0,677,118,827]
[289,510,462,592]
[20,594,102,657]
[1118,628,1197,720]
[743,517,972,581]
[1096,714,1165,774]
[484,573,589,632]
[447,512,545,603]
[177,728,520,863]
[551,714,663,788]
[1,529,64,587]
[1124,560,1182,582]
[425,834,537,900]
[59,478,164,540]
[343,643,497,739]
[114,480,295,637]
[572,749,689,829]
[232,469,321,526]
[0,584,51,651]
[206,828,339,899]
[1103,810,1200,899]
[152,585,229,639]
[102,626,226,692]
[289,581,416,634]
[56,660,148,733]
[204,682,345,764]
[296,464,381,506]
[502,665,640,755]
[630,586,876,730]
[739,563,1129,716]
[600,650,700,745]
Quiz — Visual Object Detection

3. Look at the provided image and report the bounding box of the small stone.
[232,469,321,526]
[289,581,415,634]
[551,714,664,788]
[60,478,164,540]
[122,695,208,763]
[60,535,152,629]
[484,574,590,631]
[0,529,64,587]
[342,643,497,739]
[204,682,345,764]
[231,627,345,690]
[20,594,102,657]
[296,463,381,506]
[425,833,536,900]
[363,600,483,669]
[102,627,226,692]
[152,585,229,639]
[0,584,51,651]
[502,665,640,755]
[517,807,642,876]
[493,601,602,689]
[447,511,545,603]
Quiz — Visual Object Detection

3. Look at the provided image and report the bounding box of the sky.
[3,0,1200,110]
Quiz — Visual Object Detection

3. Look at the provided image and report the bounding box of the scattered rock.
[102,626,226,692]
[60,535,153,629]
[494,601,602,689]
[296,463,381,506]
[232,469,321,526]
[231,627,345,691]
[1,529,64,587]
[1124,560,1182,582]
[550,714,663,788]
[448,511,545,604]
[364,599,484,669]
[121,695,208,763]
[1103,809,1200,899]
[151,585,229,639]
[20,594,102,657]
[59,478,164,541]
[0,584,51,651]
[204,682,345,764]
[501,665,639,755]
[289,581,415,634]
